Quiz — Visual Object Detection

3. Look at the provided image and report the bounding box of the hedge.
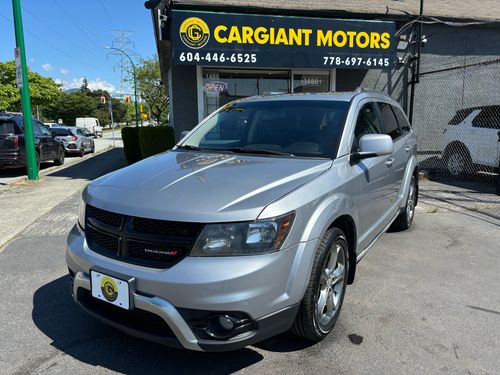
[122,126,175,165]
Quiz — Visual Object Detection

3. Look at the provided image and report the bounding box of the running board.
[356,211,399,263]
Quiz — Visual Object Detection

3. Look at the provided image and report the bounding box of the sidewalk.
[0,147,126,250]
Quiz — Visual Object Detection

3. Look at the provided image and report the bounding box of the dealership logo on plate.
[100,277,118,302]
[204,81,228,93]
[179,17,210,49]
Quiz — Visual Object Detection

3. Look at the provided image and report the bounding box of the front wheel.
[291,228,348,341]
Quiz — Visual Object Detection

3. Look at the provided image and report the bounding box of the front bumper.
[66,225,316,351]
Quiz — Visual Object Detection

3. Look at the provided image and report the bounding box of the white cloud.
[60,68,69,75]
[58,77,116,93]
[41,63,52,71]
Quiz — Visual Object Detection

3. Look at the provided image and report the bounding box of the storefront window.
[293,71,331,93]
[202,69,290,116]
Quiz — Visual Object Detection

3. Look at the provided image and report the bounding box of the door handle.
[385,158,395,167]
[405,146,412,152]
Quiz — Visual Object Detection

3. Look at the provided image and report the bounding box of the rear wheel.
[291,228,348,341]
[79,146,85,157]
[445,145,472,178]
[391,174,417,231]
[54,147,65,166]
[90,141,95,153]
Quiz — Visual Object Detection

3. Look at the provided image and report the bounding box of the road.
[0,131,123,187]
[0,149,498,374]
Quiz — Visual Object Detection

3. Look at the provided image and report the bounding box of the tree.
[0,60,61,112]
[135,56,168,125]
[45,92,96,125]
[85,89,127,126]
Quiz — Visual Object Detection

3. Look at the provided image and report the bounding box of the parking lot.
[0,147,498,374]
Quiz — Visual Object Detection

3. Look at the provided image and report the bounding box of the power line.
[97,0,117,29]
[0,12,105,73]
[52,0,104,50]
[22,7,102,59]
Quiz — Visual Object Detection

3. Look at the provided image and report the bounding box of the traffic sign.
[14,48,23,89]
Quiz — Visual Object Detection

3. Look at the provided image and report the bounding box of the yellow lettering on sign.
[356,32,370,48]
[346,31,357,48]
[274,28,289,45]
[241,26,254,44]
[214,25,227,43]
[380,32,391,49]
[370,32,381,48]
[333,31,347,47]
[317,30,332,47]
[227,26,242,43]
[288,28,302,46]
[302,29,312,46]
[254,27,269,44]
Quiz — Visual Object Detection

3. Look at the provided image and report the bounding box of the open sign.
[204,81,228,93]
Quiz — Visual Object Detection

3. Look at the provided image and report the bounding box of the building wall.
[169,64,199,140]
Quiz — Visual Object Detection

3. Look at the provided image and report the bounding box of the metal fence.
[412,56,500,220]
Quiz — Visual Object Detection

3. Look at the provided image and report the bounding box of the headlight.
[191,212,295,256]
[78,198,86,230]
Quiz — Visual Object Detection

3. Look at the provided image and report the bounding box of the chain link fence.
[412,56,500,220]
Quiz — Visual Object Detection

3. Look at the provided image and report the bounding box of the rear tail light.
[71,135,77,141]
[13,135,19,149]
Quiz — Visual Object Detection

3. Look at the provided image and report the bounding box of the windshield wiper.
[223,147,294,156]
[176,144,203,151]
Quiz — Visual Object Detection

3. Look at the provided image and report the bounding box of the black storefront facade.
[146,1,418,140]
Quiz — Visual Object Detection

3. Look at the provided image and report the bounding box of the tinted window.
[448,109,473,125]
[52,128,72,136]
[392,106,411,134]
[76,129,85,136]
[378,102,400,140]
[182,100,350,159]
[352,102,381,152]
[0,120,17,135]
[472,108,500,129]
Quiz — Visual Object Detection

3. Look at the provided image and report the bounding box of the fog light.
[218,315,235,331]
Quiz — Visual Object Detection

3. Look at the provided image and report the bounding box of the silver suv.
[67,91,418,352]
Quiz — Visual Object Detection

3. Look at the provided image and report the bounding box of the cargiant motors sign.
[171,10,396,69]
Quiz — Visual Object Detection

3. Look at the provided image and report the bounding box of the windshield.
[180,100,349,158]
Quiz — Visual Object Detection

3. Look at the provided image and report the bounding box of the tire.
[54,147,65,166]
[291,228,349,341]
[445,145,472,178]
[90,142,95,153]
[391,174,417,231]
[79,147,85,157]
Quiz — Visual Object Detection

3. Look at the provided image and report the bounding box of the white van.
[75,117,103,138]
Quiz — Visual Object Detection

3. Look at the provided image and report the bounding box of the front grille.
[85,205,202,268]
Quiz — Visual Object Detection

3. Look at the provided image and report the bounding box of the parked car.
[76,117,103,138]
[1,114,65,170]
[52,126,95,157]
[43,122,59,128]
[443,106,500,177]
[67,91,418,352]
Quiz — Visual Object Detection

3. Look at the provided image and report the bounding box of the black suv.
[0,114,65,170]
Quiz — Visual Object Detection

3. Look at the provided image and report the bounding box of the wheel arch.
[328,215,357,285]
[443,140,470,159]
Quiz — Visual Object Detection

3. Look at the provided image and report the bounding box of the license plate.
[90,270,130,310]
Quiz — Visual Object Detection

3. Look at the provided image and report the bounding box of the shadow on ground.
[32,276,315,374]
[47,148,126,181]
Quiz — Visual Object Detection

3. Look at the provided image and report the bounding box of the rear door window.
[392,106,411,135]
[0,120,17,135]
[378,102,401,140]
[52,128,72,136]
[472,108,500,129]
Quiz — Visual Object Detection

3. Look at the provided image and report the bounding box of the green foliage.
[122,126,175,164]
[121,127,141,164]
[135,56,169,125]
[45,92,96,125]
[138,126,175,159]
[0,60,61,111]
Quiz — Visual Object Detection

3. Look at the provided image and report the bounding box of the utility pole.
[12,0,38,180]
[105,46,140,127]
[108,96,116,148]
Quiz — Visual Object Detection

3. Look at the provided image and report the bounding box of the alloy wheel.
[447,152,465,176]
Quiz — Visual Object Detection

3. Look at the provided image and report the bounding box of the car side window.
[32,121,41,136]
[37,121,51,136]
[352,102,382,152]
[378,102,401,140]
[472,108,500,129]
[77,129,85,136]
[392,106,411,135]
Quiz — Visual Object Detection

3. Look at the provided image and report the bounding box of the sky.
[0,0,157,94]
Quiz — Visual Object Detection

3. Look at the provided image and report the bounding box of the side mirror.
[351,134,393,161]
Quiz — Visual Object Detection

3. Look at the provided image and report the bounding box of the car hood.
[85,150,332,222]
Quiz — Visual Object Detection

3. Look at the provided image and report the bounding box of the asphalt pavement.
[0,168,499,374]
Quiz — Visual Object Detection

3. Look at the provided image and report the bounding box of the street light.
[104,46,140,127]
